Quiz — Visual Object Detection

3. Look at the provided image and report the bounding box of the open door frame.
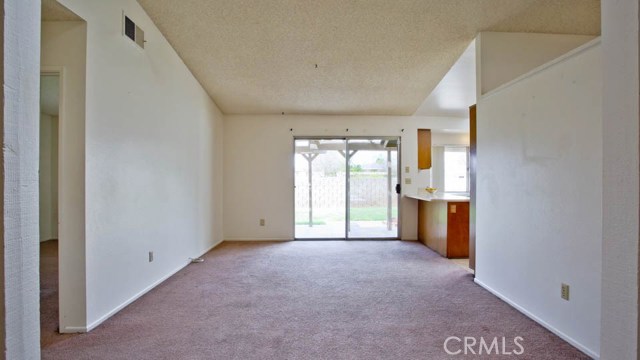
[469,105,476,273]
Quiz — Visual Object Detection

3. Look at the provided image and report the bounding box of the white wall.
[477,32,596,96]
[475,40,602,357]
[58,0,225,330]
[2,0,42,358]
[429,146,445,191]
[41,20,88,332]
[431,132,469,146]
[223,115,467,241]
[600,1,640,359]
[39,113,59,242]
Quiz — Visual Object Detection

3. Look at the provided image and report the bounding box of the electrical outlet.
[404,178,412,185]
[561,283,570,301]
[260,219,265,226]
[148,251,154,263]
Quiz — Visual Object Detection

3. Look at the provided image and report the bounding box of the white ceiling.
[414,40,476,118]
[137,0,600,116]
[141,1,599,115]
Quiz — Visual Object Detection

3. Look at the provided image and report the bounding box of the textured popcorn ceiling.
[138,0,600,115]
[42,0,81,21]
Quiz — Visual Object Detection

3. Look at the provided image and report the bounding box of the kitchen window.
[444,146,469,193]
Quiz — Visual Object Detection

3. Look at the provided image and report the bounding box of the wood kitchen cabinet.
[417,129,431,170]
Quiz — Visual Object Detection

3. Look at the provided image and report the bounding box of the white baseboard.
[474,278,599,359]
[224,238,293,241]
[85,240,223,332]
[61,326,86,333]
[199,240,223,254]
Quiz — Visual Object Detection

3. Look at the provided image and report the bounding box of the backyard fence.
[295,171,393,209]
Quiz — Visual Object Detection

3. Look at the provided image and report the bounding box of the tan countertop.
[405,190,470,202]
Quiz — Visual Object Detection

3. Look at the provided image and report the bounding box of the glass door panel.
[294,139,346,239]
[347,138,399,239]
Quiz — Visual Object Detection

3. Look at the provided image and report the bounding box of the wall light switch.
[404,178,412,185]
[405,166,410,173]
[260,219,265,226]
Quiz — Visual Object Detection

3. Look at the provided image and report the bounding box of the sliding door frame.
[293,136,402,240]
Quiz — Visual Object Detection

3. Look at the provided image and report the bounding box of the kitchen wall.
[429,132,470,192]
[475,40,602,357]
[431,132,469,146]
[58,0,225,331]
[223,115,468,241]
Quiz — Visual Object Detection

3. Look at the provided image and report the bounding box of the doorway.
[39,72,62,346]
[294,137,400,239]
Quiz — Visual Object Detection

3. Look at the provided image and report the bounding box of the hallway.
[41,241,587,359]
[40,240,74,348]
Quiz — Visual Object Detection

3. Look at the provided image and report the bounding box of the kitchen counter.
[408,190,470,258]
[405,191,470,202]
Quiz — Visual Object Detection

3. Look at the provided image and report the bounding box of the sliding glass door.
[347,139,399,239]
[294,139,347,239]
[294,137,400,239]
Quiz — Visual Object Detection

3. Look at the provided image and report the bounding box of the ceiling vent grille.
[123,14,145,49]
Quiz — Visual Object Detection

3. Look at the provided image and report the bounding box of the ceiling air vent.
[123,14,145,49]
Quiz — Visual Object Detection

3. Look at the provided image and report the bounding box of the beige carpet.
[42,241,588,359]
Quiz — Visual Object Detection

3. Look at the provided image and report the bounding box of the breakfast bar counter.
[405,191,470,203]
[406,191,470,258]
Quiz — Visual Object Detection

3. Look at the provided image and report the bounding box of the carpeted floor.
[41,241,589,359]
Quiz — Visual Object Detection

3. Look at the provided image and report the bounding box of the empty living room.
[1,0,639,359]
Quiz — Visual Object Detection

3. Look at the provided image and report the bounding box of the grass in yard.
[350,207,398,221]
[295,220,326,225]
[295,207,397,223]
